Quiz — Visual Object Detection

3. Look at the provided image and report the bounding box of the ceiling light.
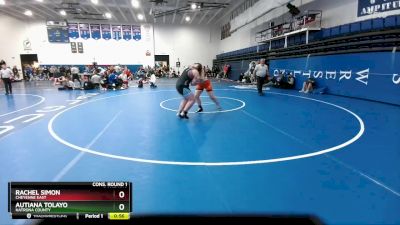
[60,10,66,16]
[137,13,144,20]
[91,0,98,5]
[191,3,197,10]
[0,0,5,5]
[24,10,33,16]
[36,0,43,2]
[185,16,190,22]
[104,12,112,19]
[131,0,139,8]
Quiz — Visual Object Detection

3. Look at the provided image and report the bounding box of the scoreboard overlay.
[8,182,132,220]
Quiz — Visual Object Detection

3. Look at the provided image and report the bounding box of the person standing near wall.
[249,61,257,83]
[12,66,19,80]
[223,64,231,79]
[90,69,102,89]
[0,60,14,95]
[59,66,66,77]
[49,66,56,79]
[25,65,33,81]
[253,59,269,96]
[71,66,81,88]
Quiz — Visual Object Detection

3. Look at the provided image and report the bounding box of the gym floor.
[0,79,399,224]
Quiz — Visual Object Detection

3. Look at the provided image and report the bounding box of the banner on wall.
[269,52,400,105]
[101,24,112,40]
[90,24,101,40]
[68,23,79,39]
[143,25,151,42]
[122,25,132,41]
[112,25,122,41]
[70,42,77,53]
[132,25,141,41]
[358,0,400,17]
[77,42,84,53]
[79,23,90,40]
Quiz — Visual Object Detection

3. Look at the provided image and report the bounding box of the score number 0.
[119,191,126,211]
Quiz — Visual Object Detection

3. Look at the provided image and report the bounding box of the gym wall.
[215,0,400,55]
[154,24,219,70]
[269,51,400,105]
[0,13,219,69]
[0,14,154,67]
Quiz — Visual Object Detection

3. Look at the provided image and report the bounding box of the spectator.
[0,60,14,95]
[242,61,256,83]
[118,70,129,90]
[58,76,74,90]
[59,66,66,77]
[136,66,145,79]
[100,73,109,91]
[53,74,65,86]
[223,64,231,79]
[249,61,257,83]
[42,66,49,80]
[12,66,19,80]
[84,66,90,73]
[281,73,295,89]
[123,66,133,80]
[49,66,56,78]
[240,72,250,84]
[162,65,169,76]
[253,59,269,96]
[150,74,157,88]
[169,70,177,78]
[98,66,106,76]
[172,70,178,78]
[65,66,71,77]
[299,77,316,93]
[82,75,94,90]
[205,66,211,77]
[137,76,147,88]
[91,69,102,89]
[25,65,33,81]
[71,66,81,88]
[53,66,64,85]
[211,65,219,78]
[108,69,119,91]
[271,72,285,88]
[155,68,162,78]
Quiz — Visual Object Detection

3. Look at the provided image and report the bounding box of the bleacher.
[214,15,400,63]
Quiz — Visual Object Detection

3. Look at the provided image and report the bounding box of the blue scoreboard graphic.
[47,21,69,43]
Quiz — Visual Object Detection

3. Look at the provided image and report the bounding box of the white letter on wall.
[294,70,302,78]
[393,74,400,85]
[326,71,337,80]
[355,69,369,85]
[302,70,311,78]
[339,71,352,82]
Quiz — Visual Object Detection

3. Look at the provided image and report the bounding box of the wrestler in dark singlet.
[176,68,194,98]
[175,63,202,119]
